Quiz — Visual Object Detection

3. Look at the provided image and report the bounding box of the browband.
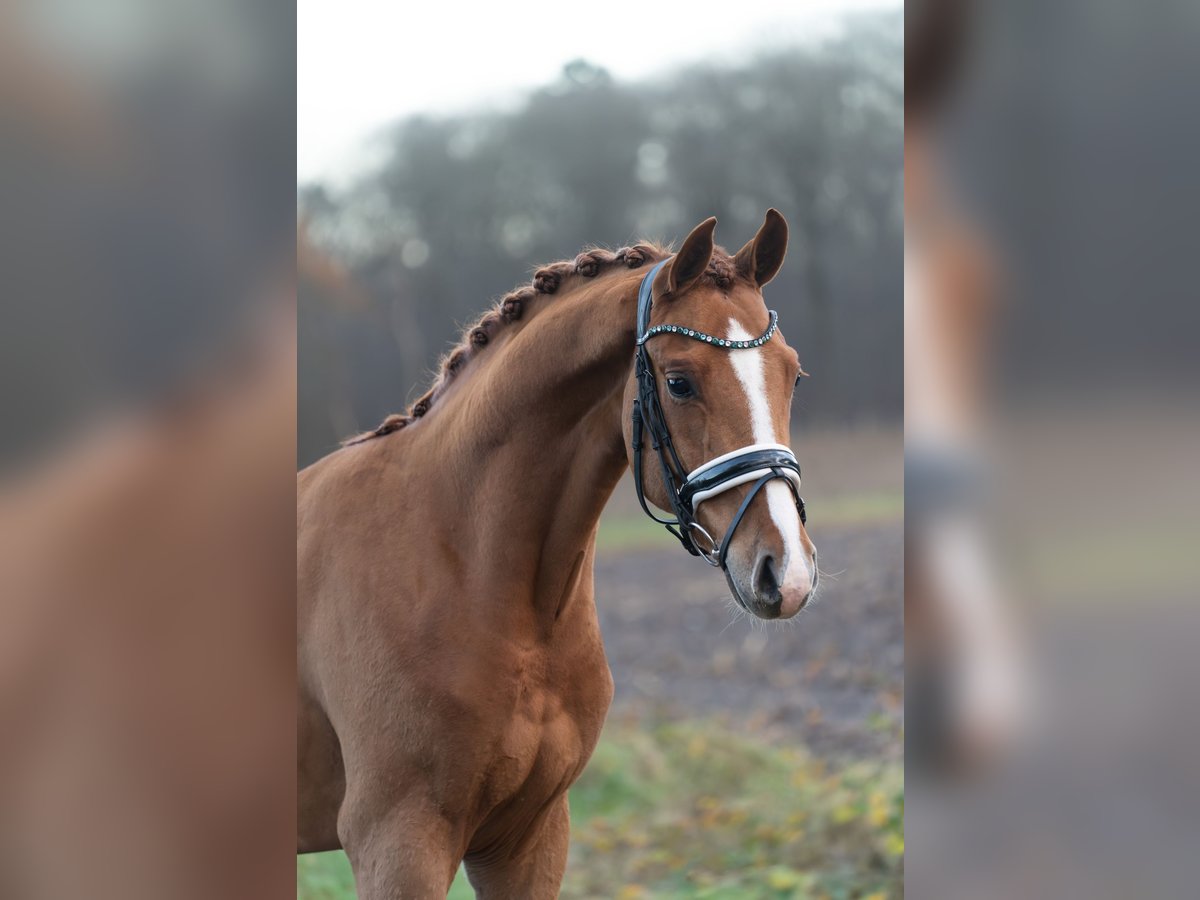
[636,310,780,348]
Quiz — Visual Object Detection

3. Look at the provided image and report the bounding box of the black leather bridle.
[630,258,807,570]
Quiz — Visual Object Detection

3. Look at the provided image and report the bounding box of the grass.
[298,720,903,900]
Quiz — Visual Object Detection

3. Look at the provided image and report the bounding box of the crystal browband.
[636,309,779,348]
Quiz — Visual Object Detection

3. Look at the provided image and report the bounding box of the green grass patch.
[298,720,903,899]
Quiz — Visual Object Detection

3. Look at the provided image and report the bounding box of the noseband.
[630,258,807,570]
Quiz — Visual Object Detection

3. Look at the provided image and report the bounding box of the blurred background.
[298,1,903,898]
[297,5,904,462]
[906,1,1200,898]
[0,1,295,898]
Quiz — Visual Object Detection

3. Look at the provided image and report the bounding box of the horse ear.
[734,208,789,287]
[663,217,717,296]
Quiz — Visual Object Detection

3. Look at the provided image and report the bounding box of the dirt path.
[594,520,903,762]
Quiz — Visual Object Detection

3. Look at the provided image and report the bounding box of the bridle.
[630,257,807,570]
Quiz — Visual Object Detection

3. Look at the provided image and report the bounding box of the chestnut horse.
[297,212,817,898]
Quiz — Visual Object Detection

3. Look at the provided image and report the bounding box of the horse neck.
[430,272,643,615]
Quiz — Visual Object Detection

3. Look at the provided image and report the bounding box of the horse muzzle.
[725,545,817,619]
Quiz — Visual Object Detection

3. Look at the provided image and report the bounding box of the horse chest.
[485,684,598,799]
[473,644,611,820]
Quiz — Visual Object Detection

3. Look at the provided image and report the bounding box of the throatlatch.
[630,258,807,569]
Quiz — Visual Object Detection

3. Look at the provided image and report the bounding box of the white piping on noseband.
[685,442,803,511]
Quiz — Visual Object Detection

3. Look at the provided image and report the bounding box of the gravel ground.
[594,519,903,762]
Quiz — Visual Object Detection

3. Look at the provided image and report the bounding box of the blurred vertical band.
[907,0,1200,897]
[0,1,296,898]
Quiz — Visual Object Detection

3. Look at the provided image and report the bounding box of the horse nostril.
[753,554,781,606]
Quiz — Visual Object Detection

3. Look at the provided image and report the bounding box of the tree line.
[299,11,902,466]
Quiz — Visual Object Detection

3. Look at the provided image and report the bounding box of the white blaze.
[725,318,811,593]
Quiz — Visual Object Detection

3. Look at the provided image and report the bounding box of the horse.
[297,211,818,898]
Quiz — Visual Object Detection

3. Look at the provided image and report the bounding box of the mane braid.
[343,240,738,447]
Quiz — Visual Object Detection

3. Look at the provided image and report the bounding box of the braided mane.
[345,240,741,446]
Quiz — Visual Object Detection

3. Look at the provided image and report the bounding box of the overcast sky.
[298,0,901,183]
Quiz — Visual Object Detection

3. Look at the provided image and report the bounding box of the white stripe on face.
[725,318,810,593]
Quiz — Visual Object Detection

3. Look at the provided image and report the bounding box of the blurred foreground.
[0,1,295,897]
[907,0,1200,897]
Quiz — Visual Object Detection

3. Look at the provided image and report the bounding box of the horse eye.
[666,375,694,399]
